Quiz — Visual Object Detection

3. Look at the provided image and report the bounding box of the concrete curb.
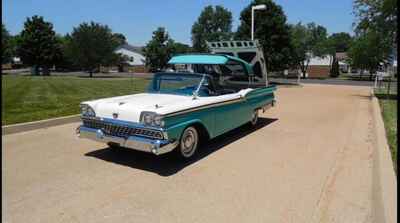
[371,96,397,223]
[2,114,80,135]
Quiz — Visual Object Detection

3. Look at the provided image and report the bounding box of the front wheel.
[107,142,121,150]
[176,126,199,159]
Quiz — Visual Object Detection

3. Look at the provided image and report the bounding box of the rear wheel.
[250,109,259,126]
[176,126,199,159]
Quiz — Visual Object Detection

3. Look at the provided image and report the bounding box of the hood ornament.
[119,102,125,106]
[112,113,118,119]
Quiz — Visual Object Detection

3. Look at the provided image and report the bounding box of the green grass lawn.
[2,75,150,125]
[375,89,397,174]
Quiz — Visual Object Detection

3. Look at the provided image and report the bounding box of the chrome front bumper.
[77,126,178,155]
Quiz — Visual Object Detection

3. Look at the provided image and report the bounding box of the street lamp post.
[251,4,266,40]
[251,4,267,86]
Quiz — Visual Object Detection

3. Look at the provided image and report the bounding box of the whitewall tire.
[250,109,259,126]
[177,126,199,159]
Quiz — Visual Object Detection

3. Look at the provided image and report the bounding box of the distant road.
[270,78,374,86]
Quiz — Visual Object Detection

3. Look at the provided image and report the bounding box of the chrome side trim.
[164,97,244,117]
[78,126,178,155]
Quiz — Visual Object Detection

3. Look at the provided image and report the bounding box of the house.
[305,55,333,78]
[115,43,148,73]
[335,52,348,61]
[336,52,350,73]
[115,44,146,66]
[2,57,23,70]
[100,43,148,73]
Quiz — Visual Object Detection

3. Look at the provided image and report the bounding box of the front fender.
[165,119,210,141]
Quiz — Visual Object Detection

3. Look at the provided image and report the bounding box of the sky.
[3,0,355,46]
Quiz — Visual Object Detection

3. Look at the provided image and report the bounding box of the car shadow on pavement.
[85,117,278,177]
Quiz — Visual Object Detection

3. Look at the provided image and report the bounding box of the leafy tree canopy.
[191,5,233,52]
[353,0,397,45]
[2,24,12,63]
[326,32,353,53]
[112,33,127,46]
[235,0,293,71]
[170,42,192,55]
[144,27,173,71]
[348,30,391,76]
[16,15,62,74]
[66,21,120,77]
[351,0,396,75]
[144,27,191,71]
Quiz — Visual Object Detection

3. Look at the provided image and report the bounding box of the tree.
[353,0,397,68]
[348,30,390,80]
[353,0,397,46]
[235,0,294,72]
[8,35,20,64]
[16,16,61,75]
[191,5,233,52]
[66,22,120,77]
[330,58,340,77]
[143,27,174,71]
[53,34,76,71]
[143,27,191,71]
[2,24,12,64]
[112,33,127,46]
[326,32,353,53]
[169,42,192,55]
[289,22,329,78]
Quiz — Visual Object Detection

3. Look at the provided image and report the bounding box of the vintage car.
[76,54,276,159]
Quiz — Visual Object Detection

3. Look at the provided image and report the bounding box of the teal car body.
[77,54,276,157]
[162,85,276,141]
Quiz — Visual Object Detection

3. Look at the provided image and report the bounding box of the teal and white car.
[77,54,276,159]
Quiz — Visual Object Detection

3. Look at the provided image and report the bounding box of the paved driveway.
[3,84,374,223]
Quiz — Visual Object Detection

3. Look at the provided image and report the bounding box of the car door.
[210,93,248,136]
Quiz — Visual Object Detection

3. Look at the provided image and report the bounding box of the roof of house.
[308,55,333,66]
[116,43,144,55]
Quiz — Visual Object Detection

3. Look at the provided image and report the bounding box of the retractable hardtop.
[168,54,254,75]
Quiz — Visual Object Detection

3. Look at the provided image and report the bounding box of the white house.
[304,54,333,78]
[115,44,146,66]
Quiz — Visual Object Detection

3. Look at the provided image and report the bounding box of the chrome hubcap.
[180,127,198,157]
[251,110,258,125]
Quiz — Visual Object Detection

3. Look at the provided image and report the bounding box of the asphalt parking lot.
[3,84,375,223]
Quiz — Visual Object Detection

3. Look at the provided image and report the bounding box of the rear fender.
[244,86,276,110]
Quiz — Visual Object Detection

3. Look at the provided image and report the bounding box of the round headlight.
[154,115,164,127]
[80,104,88,115]
[87,107,96,117]
[80,104,95,117]
[143,113,153,125]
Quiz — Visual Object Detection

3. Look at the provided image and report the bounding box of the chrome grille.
[82,118,163,139]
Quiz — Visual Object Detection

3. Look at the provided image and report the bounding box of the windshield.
[148,73,211,96]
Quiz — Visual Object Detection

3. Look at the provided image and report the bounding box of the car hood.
[83,93,193,122]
